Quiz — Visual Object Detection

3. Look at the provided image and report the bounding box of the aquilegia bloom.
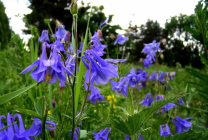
[93,127,111,140]
[139,93,154,107]
[110,77,129,96]
[87,87,105,104]
[177,97,185,106]
[142,40,160,61]
[69,127,80,140]
[160,124,173,137]
[0,113,33,139]
[82,49,118,85]
[172,116,193,134]
[114,34,129,45]
[38,30,49,43]
[99,17,109,28]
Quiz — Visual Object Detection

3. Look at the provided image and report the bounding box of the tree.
[0,1,11,50]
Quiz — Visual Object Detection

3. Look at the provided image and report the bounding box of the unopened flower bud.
[162,38,167,46]
[110,33,115,40]
[70,1,78,15]
[160,54,164,60]
[52,99,56,109]
[97,29,102,38]
[64,31,71,43]
[49,125,55,138]
[139,58,143,62]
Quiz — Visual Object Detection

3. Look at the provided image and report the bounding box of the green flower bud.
[70,1,78,15]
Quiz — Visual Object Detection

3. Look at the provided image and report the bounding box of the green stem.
[71,14,78,140]
[42,104,49,140]
[48,23,54,35]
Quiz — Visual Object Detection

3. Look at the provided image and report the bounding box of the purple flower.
[142,40,160,61]
[21,45,74,85]
[155,95,164,101]
[143,58,153,69]
[0,113,32,139]
[82,50,118,85]
[0,113,57,139]
[99,17,109,28]
[126,68,139,87]
[93,127,111,140]
[91,32,107,56]
[160,124,173,137]
[52,25,66,39]
[38,30,50,43]
[114,34,129,45]
[172,116,193,134]
[159,103,176,114]
[50,37,66,52]
[139,93,154,107]
[64,31,71,43]
[22,117,57,137]
[69,127,80,140]
[125,133,144,140]
[149,71,158,81]
[159,71,167,83]
[177,98,185,106]
[87,87,105,104]
[110,77,129,96]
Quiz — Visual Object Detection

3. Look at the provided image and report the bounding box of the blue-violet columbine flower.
[38,30,50,43]
[99,17,109,28]
[160,124,173,137]
[69,127,80,140]
[87,87,105,104]
[142,40,160,61]
[177,97,185,106]
[172,116,193,134]
[114,34,129,45]
[93,127,111,140]
[110,77,129,96]
[139,93,154,107]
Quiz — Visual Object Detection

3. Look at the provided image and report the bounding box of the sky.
[1,0,199,40]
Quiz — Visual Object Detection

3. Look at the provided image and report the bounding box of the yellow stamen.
[45,73,52,82]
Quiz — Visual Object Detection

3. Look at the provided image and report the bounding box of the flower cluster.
[160,116,193,137]
[0,113,56,139]
[82,29,126,104]
[21,25,75,88]
[142,40,161,68]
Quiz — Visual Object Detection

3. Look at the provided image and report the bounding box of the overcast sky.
[2,0,198,40]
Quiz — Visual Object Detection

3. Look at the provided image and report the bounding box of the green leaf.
[0,83,36,105]
[34,98,44,116]
[175,103,208,113]
[75,7,92,113]
[0,121,16,131]
[16,109,42,119]
[126,92,134,115]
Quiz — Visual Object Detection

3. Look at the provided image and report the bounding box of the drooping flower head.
[91,32,107,56]
[149,71,159,81]
[172,116,193,134]
[110,77,129,96]
[139,93,154,107]
[142,40,160,61]
[69,127,80,140]
[82,49,118,85]
[93,127,111,140]
[38,30,50,43]
[177,97,185,106]
[114,34,129,45]
[99,17,109,28]
[143,58,153,69]
[159,103,176,114]
[126,68,139,87]
[160,124,173,137]
[87,87,105,104]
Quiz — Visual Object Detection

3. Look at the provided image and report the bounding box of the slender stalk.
[71,14,78,140]
[77,62,91,122]
[42,104,49,140]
